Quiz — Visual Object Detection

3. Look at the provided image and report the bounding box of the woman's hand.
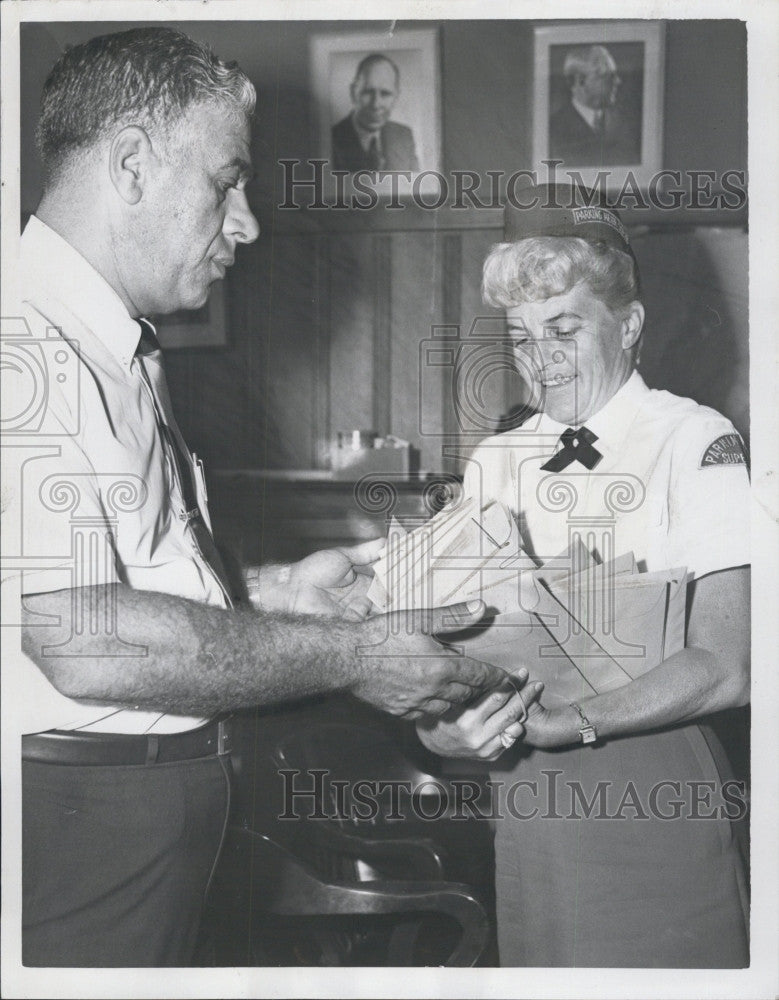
[415,668,544,760]
[521,698,580,749]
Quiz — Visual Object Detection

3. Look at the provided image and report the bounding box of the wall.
[20,19,748,214]
[19,19,749,474]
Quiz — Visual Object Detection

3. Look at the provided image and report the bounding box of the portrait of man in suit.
[549,44,642,166]
[331,53,420,173]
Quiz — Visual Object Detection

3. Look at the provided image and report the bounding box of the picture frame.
[310,28,441,195]
[153,280,228,350]
[533,21,665,189]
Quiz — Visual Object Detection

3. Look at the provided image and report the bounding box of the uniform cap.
[504,183,632,253]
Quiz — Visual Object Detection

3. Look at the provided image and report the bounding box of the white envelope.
[370,498,526,613]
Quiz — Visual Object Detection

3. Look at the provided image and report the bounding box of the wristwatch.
[570,701,598,744]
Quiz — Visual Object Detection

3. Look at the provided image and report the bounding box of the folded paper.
[369,498,689,701]
[368,497,531,613]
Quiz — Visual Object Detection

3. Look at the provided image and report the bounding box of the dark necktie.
[593,109,605,135]
[136,320,235,606]
[367,135,381,171]
[540,426,603,472]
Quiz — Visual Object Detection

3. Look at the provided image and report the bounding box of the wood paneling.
[390,231,445,472]
[329,234,378,444]
[162,218,749,479]
[632,227,749,441]
[372,236,393,438]
[313,237,332,468]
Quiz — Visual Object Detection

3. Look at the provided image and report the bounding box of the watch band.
[570,701,598,744]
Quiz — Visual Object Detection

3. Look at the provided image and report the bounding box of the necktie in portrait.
[367,135,381,170]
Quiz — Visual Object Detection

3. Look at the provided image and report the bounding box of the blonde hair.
[482,237,640,311]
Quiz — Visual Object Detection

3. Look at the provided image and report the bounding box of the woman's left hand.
[416,669,545,760]
[521,697,580,749]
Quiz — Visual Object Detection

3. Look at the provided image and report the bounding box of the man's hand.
[247,539,384,621]
[349,600,511,720]
[415,669,545,759]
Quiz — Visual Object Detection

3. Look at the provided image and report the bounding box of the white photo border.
[1,4,777,1000]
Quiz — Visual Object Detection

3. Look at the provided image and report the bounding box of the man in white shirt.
[5,27,507,966]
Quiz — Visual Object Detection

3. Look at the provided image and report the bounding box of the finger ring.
[499,731,516,749]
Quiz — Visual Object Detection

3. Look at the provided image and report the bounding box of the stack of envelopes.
[367,498,535,614]
[368,498,690,702]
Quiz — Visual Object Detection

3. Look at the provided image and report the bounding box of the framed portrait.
[533,21,665,189]
[310,28,441,192]
[154,280,228,350]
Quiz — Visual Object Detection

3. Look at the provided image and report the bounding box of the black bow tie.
[540,426,603,472]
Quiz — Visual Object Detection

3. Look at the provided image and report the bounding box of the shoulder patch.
[700,433,746,468]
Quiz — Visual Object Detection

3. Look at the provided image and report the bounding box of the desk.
[209,470,461,564]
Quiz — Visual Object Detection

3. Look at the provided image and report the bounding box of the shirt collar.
[571,96,599,130]
[535,370,649,457]
[21,215,144,371]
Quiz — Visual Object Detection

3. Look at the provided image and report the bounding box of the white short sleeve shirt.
[462,370,750,579]
[2,218,230,733]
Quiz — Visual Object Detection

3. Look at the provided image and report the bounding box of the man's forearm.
[21,584,509,721]
[22,584,358,715]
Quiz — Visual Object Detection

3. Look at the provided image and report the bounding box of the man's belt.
[22,717,232,766]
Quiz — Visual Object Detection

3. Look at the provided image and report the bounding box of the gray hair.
[36,27,256,182]
[563,45,616,83]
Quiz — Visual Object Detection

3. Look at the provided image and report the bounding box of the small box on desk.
[331,436,414,480]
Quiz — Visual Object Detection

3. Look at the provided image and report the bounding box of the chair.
[271,721,497,964]
[270,721,496,885]
[199,709,493,966]
[271,721,454,882]
[201,826,489,966]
